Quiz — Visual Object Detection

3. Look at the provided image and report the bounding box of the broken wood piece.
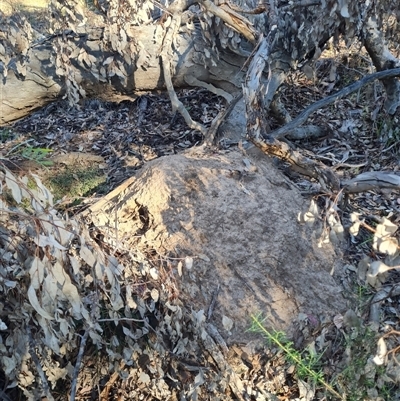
[342,171,400,193]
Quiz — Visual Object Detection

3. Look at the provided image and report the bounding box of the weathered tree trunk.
[0,25,245,125]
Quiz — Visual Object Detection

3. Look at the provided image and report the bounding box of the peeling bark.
[243,37,340,192]
[0,25,245,125]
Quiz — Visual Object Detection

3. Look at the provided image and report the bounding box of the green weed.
[334,327,375,399]
[46,166,107,201]
[250,314,344,400]
[20,146,54,167]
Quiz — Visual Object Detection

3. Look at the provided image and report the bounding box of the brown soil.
[87,147,347,342]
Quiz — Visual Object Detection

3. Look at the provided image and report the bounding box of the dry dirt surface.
[0,0,48,15]
[86,147,347,341]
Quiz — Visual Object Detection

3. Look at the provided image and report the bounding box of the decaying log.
[2,1,400,199]
[0,25,245,125]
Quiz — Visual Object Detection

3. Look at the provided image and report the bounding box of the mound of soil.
[86,148,347,341]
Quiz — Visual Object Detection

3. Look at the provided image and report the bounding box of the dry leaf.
[222,315,233,331]
[35,234,67,250]
[151,288,159,302]
[349,221,360,236]
[139,371,150,384]
[29,256,45,289]
[149,267,159,280]
[28,286,53,320]
[373,337,387,365]
[368,260,399,277]
[80,245,96,268]
[2,356,16,376]
[5,169,22,204]
[185,257,193,270]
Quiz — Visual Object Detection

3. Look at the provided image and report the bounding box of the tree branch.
[160,3,207,135]
[342,171,400,193]
[198,0,259,44]
[70,329,90,401]
[268,67,400,140]
[244,36,340,191]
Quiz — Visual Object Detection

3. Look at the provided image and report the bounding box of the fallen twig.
[160,0,207,135]
[26,324,55,401]
[99,361,126,401]
[70,329,90,401]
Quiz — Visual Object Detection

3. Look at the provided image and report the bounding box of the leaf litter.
[1,39,400,401]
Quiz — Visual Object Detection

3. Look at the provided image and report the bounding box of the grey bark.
[0,25,245,125]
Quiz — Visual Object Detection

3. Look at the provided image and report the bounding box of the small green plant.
[373,114,400,147]
[20,146,53,166]
[250,314,344,400]
[0,128,13,142]
[353,284,374,312]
